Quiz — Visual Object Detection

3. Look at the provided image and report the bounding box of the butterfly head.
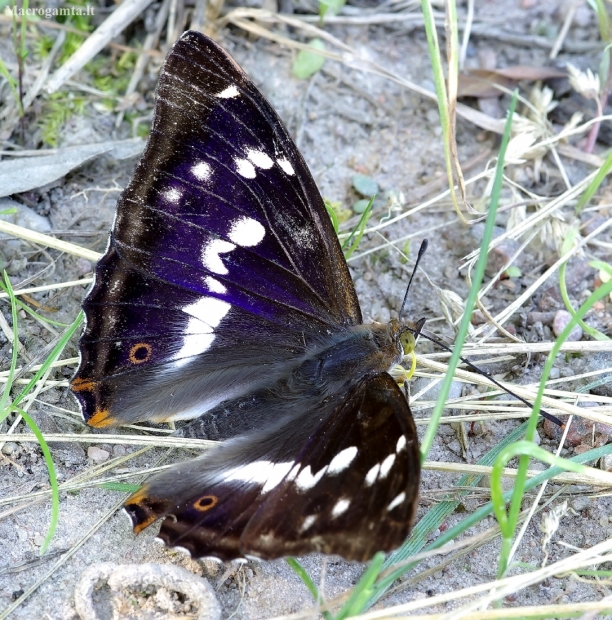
[387,318,420,356]
[399,329,416,357]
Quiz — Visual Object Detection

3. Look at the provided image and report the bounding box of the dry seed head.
[506,129,539,164]
[567,63,600,101]
[537,214,576,255]
[507,112,551,163]
[539,500,568,566]
[438,289,473,333]
[529,85,558,120]
[562,112,584,138]
[506,202,527,232]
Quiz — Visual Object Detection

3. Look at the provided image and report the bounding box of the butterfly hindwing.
[72,31,361,427]
[125,373,419,562]
[243,372,420,561]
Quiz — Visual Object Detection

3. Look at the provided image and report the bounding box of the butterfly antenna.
[399,239,429,321]
[412,327,564,428]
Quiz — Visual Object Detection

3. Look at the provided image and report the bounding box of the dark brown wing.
[125,373,419,562]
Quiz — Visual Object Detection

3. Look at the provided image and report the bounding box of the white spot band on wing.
[247,149,274,169]
[192,162,212,181]
[327,446,358,475]
[295,465,328,491]
[173,331,215,361]
[202,239,236,275]
[365,463,380,486]
[228,216,265,247]
[379,454,396,479]
[235,158,256,179]
[164,188,181,203]
[172,297,231,363]
[387,492,406,511]
[221,460,293,495]
[182,297,231,328]
[216,85,240,98]
[277,158,295,175]
[396,435,406,452]
[205,276,226,294]
[301,515,317,532]
[331,498,350,518]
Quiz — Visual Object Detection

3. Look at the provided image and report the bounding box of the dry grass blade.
[0,432,214,449]
[351,539,612,620]
[356,602,612,619]
[422,461,611,487]
[0,220,101,261]
[468,216,612,339]
[0,279,93,300]
[222,8,507,134]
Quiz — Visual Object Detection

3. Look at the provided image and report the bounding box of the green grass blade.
[0,272,20,420]
[97,482,142,493]
[419,90,519,462]
[494,276,612,576]
[325,199,340,234]
[575,148,612,214]
[341,196,374,259]
[11,293,71,328]
[9,312,83,411]
[334,552,384,618]
[15,407,59,555]
[286,557,332,620]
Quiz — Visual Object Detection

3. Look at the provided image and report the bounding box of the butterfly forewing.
[72,31,360,426]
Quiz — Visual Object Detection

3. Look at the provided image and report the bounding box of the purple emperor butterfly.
[71,31,421,562]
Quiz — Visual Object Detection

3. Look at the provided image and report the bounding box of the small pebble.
[1,442,19,456]
[33,533,45,547]
[87,446,110,464]
[601,454,612,472]
[552,310,583,341]
[112,445,126,458]
[75,258,93,276]
[16,527,28,542]
[570,496,590,512]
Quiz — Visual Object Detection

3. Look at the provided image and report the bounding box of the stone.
[552,310,583,341]
[87,446,110,464]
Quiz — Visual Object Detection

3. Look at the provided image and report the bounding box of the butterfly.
[71,30,421,562]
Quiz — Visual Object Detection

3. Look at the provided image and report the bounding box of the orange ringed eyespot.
[129,343,152,364]
[193,495,218,511]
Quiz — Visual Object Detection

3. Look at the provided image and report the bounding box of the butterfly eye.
[400,332,415,355]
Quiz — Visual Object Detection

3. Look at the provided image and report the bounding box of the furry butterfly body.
[72,31,420,562]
